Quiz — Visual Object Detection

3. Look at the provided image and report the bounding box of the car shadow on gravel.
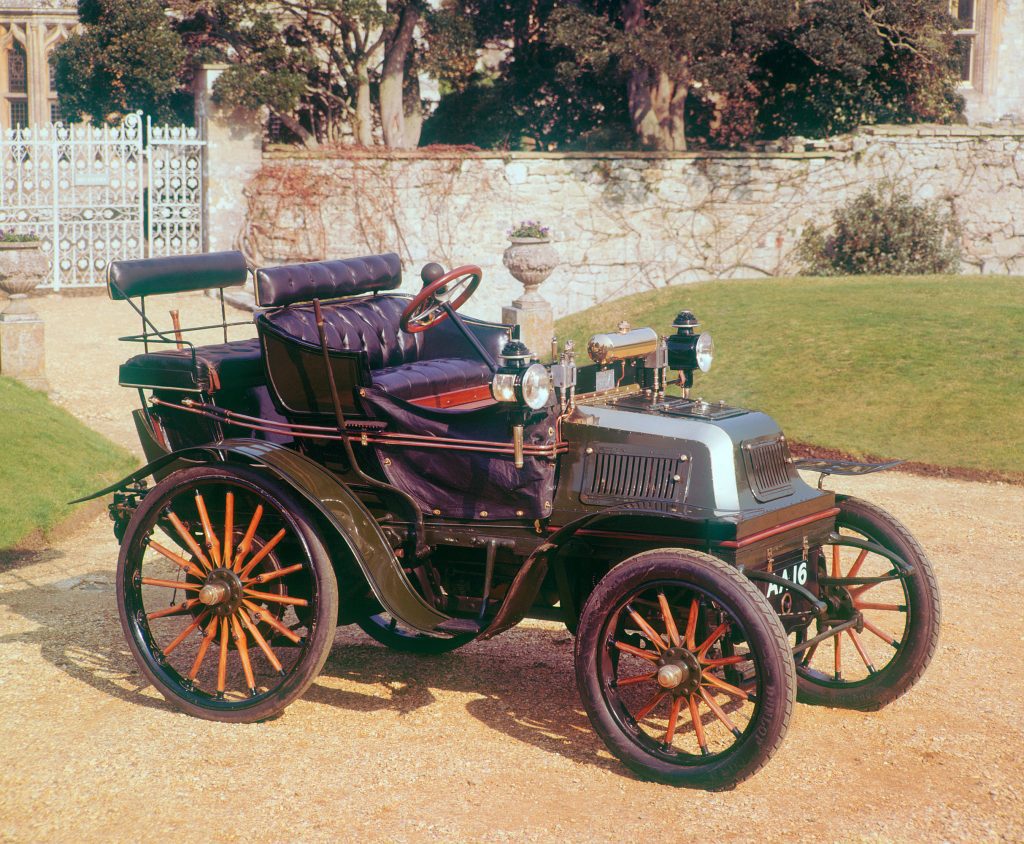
[312,629,628,777]
[0,570,179,715]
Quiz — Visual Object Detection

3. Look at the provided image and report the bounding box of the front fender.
[74,439,451,635]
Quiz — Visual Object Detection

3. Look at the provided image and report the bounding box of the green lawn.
[557,275,1024,479]
[0,377,136,549]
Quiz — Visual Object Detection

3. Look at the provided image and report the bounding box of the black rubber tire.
[796,495,941,711]
[575,548,796,790]
[356,612,474,654]
[116,464,338,723]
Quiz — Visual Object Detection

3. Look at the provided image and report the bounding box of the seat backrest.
[255,253,402,308]
[107,251,249,300]
[260,294,424,371]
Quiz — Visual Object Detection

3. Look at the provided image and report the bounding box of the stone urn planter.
[0,240,48,319]
[502,236,559,307]
[501,234,559,357]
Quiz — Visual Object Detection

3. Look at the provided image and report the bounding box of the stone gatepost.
[0,243,49,392]
[194,64,263,255]
[501,237,559,358]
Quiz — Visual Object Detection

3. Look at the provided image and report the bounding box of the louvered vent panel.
[582,450,688,504]
[743,437,793,502]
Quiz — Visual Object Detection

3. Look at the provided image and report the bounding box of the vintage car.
[78,250,940,790]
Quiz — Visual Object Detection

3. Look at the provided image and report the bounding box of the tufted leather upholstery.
[373,358,494,401]
[258,293,502,404]
[255,253,402,308]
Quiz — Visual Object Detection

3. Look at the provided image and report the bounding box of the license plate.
[762,558,811,608]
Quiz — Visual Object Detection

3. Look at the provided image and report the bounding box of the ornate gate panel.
[147,117,205,258]
[0,113,205,290]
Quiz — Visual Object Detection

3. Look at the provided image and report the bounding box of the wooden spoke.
[230,615,257,694]
[239,609,284,674]
[862,617,900,648]
[189,616,220,681]
[243,600,301,644]
[702,654,747,669]
[831,543,841,578]
[238,529,287,580]
[664,697,682,745]
[684,598,699,650]
[243,588,308,607]
[702,672,749,701]
[146,539,205,580]
[847,598,905,614]
[687,694,708,755]
[232,504,264,572]
[246,563,305,586]
[634,689,668,722]
[657,592,681,648]
[847,628,876,674]
[626,603,667,651]
[194,492,222,567]
[696,622,729,660]
[222,492,234,568]
[700,687,742,738]
[615,671,657,687]
[141,577,200,591]
[834,623,842,680]
[846,548,869,579]
[800,640,819,667]
[848,580,885,600]
[613,640,660,662]
[165,510,213,572]
[217,614,230,694]
[163,609,210,656]
[146,598,200,620]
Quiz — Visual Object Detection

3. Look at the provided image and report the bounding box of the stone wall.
[232,125,1024,323]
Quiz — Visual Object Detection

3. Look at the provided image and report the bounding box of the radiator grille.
[582,450,688,504]
[743,437,793,502]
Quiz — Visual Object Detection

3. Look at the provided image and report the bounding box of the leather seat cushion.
[119,338,263,393]
[372,358,493,402]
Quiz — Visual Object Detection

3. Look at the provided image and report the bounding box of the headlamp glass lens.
[519,364,551,409]
[696,332,714,372]
[491,372,518,403]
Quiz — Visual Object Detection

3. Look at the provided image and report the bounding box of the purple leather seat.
[254,255,506,407]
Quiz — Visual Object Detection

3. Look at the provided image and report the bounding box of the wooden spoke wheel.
[794,495,940,710]
[356,611,475,654]
[575,549,795,790]
[116,465,338,722]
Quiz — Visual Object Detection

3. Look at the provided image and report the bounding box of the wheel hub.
[657,647,702,695]
[199,568,244,616]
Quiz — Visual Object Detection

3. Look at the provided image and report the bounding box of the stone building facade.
[957,0,1024,122]
[0,0,75,131]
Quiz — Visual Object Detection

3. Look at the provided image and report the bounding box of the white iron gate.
[0,113,205,290]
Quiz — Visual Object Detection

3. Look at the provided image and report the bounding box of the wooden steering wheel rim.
[400,265,482,334]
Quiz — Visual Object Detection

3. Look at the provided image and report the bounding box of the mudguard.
[74,439,452,634]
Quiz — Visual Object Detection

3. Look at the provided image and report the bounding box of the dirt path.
[1,292,1021,841]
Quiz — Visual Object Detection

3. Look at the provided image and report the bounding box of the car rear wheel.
[794,495,940,710]
[575,548,795,790]
[117,465,338,722]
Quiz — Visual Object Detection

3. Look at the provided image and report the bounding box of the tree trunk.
[628,68,688,151]
[274,108,319,149]
[621,0,687,151]
[403,72,422,148]
[381,3,420,149]
[353,59,374,147]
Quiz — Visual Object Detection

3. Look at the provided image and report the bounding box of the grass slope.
[557,275,1023,478]
[0,377,136,549]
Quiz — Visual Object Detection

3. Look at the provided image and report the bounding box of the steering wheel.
[400,264,482,334]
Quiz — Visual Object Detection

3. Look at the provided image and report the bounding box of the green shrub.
[797,184,962,275]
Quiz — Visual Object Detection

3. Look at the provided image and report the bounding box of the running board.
[435,618,483,635]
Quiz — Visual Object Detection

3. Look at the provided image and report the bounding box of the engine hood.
[557,392,821,515]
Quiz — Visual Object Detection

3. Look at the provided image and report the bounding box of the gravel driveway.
[0,292,1021,841]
